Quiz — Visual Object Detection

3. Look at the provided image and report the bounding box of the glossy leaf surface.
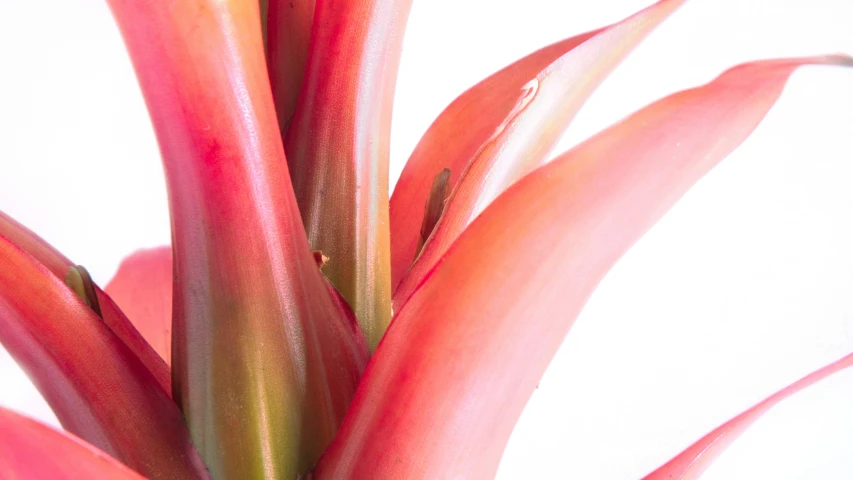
[0,407,145,480]
[315,56,851,479]
[0,210,171,394]
[645,352,853,479]
[105,246,173,365]
[286,0,413,349]
[107,0,368,477]
[0,235,207,479]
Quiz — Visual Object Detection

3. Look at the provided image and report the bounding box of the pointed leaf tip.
[106,0,370,475]
[824,53,853,66]
[392,0,685,310]
[644,352,853,480]
[0,235,207,479]
[317,55,849,479]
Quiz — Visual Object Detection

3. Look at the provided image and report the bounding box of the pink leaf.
[315,56,852,479]
[0,407,146,480]
[644,352,853,479]
[390,0,683,295]
[0,235,207,479]
[285,0,414,348]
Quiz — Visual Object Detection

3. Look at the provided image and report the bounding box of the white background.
[1,0,852,478]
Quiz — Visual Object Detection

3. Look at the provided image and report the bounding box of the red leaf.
[0,235,208,479]
[267,0,315,134]
[105,246,173,365]
[314,56,852,479]
[390,0,683,294]
[107,0,369,476]
[0,210,171,395]
[0,407,145,480]
[285,0,414,349]
[644,352,853,479]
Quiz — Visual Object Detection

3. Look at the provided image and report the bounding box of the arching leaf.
[316,56,852,479]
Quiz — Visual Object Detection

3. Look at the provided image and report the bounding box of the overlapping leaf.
[107,0,368,477]
[645,352,853,479]
[105,246,173,365]
[315,56,851,479]
[0,235,207,479]
[390,0,682,295]
[285,0,414,349]
[0,210,170,394]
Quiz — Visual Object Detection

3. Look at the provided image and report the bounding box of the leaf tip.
[825,53,853,67]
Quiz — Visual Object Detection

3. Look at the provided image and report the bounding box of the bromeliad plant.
[0,0,850,478]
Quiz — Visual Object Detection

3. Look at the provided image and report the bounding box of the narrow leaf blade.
[315,56,851,479]
[644,352,853,479]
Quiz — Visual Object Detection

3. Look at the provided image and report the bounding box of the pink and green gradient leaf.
[0,210,171,395]
[0,235,207,479]
[644,351,853,479]
[105,246,173,365]
[0,407,146,480]
[390,0,682,293]
[314,56,851,479]
[285,0,413,349]
[107,0,368,477]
